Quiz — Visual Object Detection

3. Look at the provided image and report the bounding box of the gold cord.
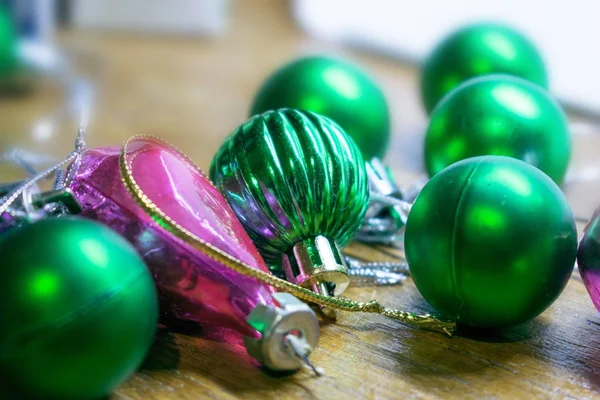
[119,135,456,337]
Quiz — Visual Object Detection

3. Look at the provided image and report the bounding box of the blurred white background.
[294,0,600,116]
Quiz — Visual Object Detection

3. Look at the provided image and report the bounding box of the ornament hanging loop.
[286,334,322,376]
[0,120,88,218]
[357,158,414,245]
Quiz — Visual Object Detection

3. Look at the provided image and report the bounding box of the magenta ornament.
[578,208,600,311]
[66,136,319,371]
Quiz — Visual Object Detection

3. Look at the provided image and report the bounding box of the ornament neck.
[366,157,402,219]
[0,184,81,225]
[29,187,81,214]
[281,235,350,296]
[356,157,418,245]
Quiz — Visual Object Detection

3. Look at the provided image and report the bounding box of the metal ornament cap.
[365,158,401,219]
[282,235,349,296]
[245,293,320,372]
[367,158,401,199]
[14,181,40,216]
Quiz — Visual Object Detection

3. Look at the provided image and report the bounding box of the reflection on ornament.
[251,56,390,159]
[421,23,547,113]
[405,156,577,329]
[425,75,570,184]
[211,109,369,298]
[0,217,158,399]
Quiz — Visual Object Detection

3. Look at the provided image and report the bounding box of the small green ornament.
[421,23,548,113]
[211,109,369,296]
[0,217,158,400]
[250,56,390,159]
[0,6,17,76]
[404,156,577,329]
[425,74,570,184]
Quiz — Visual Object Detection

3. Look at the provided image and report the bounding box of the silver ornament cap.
[244,293,320,372]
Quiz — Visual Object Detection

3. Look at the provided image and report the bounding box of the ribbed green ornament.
[210,109,369,295]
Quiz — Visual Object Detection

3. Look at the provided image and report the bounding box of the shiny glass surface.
[70,138,275,338]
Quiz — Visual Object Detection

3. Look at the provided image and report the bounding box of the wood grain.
[1,1,600,399]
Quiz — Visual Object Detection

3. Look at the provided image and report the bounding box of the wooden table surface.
[2,1,600,399]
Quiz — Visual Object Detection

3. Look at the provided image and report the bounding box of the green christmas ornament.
[405,156,577,329]
[250,56,390,159]
[421,23,548,113]
[425,74,570,184]
[0,217,158,400]
[0,6,16,76]
[211,109,369,296]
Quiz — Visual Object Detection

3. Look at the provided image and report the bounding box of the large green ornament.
[425,74,570,184]
[405,156,577,329]
[421,23,548,113]
[0,217,158,400]
[250,56,390,159]
[211,109,369,296]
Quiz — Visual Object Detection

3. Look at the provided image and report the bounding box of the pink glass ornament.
[66,137,319,371]
[578,207,600,311]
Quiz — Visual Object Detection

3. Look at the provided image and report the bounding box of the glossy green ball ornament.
[405,156,577,329]
[211,109,368,295]
[0,6,17,76]
[421,23,548,113]
[250,56,390,159]
[425,74,570,184]
[0,217,159,400]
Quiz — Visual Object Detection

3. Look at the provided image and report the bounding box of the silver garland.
[345,255,410,285]
[0,45,98,220]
